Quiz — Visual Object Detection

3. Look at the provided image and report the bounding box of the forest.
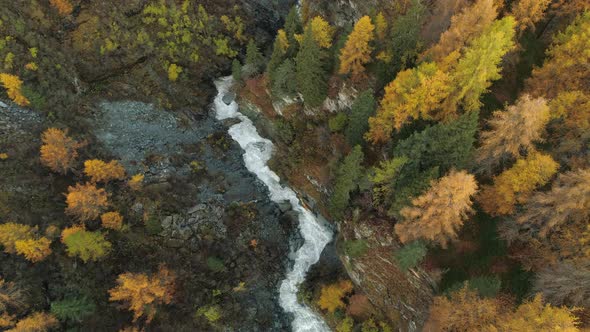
[0,0,589,331]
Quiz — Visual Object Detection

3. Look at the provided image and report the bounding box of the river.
[213,76,332,332]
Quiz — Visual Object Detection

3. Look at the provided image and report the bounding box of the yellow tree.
[40,128,82,174]
[495,294,579,331]
[109,266,176,322]
[14,237,52,263]
[374,12,387,41]
[517,168,590,237]
[424,286,500,331]
[101,211,124,230]
[479,152,558,216]
[395,170,478,247]
[6,312,58,332]
[0,74,29,107]
[65,183,109,221]
[61,226,111,262]
[84,159,126,183]
[510,0,552,33]
[526,12,590,99]
[422,0,497,62]
[339,16,375,82]
[477,95,550,170]
[296,16,334,49]
[317,280,353,313]
[128,174,144,191]
[366,61,450,143]
[0,222,34,253]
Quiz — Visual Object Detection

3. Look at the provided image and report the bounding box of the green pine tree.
[272,59,297,96]
[245,39,264,75]
[284,6,302,57]
[345,89,376,147]
[232,59,242,82]
[329,146,364,220]
[51,297,96,322]
[395,240,428,271]
[296,26,327,108]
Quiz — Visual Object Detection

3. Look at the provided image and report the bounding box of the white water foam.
[213,77,332,332]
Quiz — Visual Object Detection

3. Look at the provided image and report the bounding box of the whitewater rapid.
[213,77,332,332]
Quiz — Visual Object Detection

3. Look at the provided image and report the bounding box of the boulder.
[222,92,236,105]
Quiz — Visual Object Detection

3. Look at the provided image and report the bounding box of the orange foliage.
[40,128,82,174]
[346,294,372,319]
[101,212,124,230]
[0,74,29,106]
[14,238,52,263]
[109,266,176,322]
[317,280,354,313]
[395,170,478,248]
[0,222,34,253]
[7,312,58,332]
[128,174,144,191]
[65,183,109,221]
[49,0,73,16]
[84,159,126,183]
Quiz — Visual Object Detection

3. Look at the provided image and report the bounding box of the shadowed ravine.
[213,76,333,332]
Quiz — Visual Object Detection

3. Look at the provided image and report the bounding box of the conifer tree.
[444,16,516,113]
[388,0,426,71]
[296,26,327,107]
[61,226,111,263]
[284,6,303,57]
[266,29,289,80]
[338,16,375,82]
[51,297,96,322]
[511,0,552,33]
[477,95,551,170]
[345,89,375,147]
[395,170,478,247]
[271,59,297,97]
[245,39,264,75]
[329,146,364,220]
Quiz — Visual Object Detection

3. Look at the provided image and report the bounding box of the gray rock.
[0,101,7,108]
[277,200,292,213]
[222,92,236,105]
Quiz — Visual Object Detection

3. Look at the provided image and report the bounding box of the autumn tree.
[329,146,364,220]
[49,0,73,16]
[374,12,387,41]
[424,286,500,331]
[40,128,82,175]
[478,152,558,216]
[345,89,375,147]
[338,16,375,82]
[533,263,590,308]
[61,226,111,262]
[128,174,144,191]
[65,183,108,221]
[306,16,334,49]
[511,0,552,34]
[495,294,580,331]
[101,211,124,230]
[0,278,25,312]
[476,95,550,171]
[443,16,516,113]
[7,312,58,332]
[517,168,590,237]
[0,222,34,253]
[526,12,590,99]
[317,280,353,313]
[296,26,327,107]
[109,266,175,322]
[14,238,52,263]
[0,74,29,106]
[284,6,303,56]
[84,159,126,183]
[367,61,451,141]
[422,0,497,62]
[395,170,478,247]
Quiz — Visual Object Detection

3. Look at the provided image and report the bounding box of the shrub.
[128,174,144,191]
[329,113,348,133]
[206,257,225,272]
[344,239,369,258]
[395,240,427,271]
[337,316,354,332]
[144,214,163,235]
[196,305,222,324]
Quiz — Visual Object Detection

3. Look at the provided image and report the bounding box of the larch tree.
[366,61,450,143]
[83,159,126,183]
[14,237,52,263]
[476,95,550,171]
[65,183,109,221]
[374,12,387,41]
[40,128,82,175]
[478,152,559,216]
[526,12,590,99]
[109,266,175,322]
[101,211,124,230]
[517,168,590,237]
[394,170,478,248]
[317,280,353,313]
[533,263,590,308]
[0,222,34,253]
[306,16,334,49]
[266,29,290,80]
[510,0,552,34]
[0,278,25,312]
[0,74,29,106]
[424,286,500,331]
[443,16,516,114]
[49,0,73,16]
[495,294,580,331]
[338,16,375,82]
[6,312,58,332]
[61,226,111,262]
[296,26,327,108]
[422,0,497,62]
